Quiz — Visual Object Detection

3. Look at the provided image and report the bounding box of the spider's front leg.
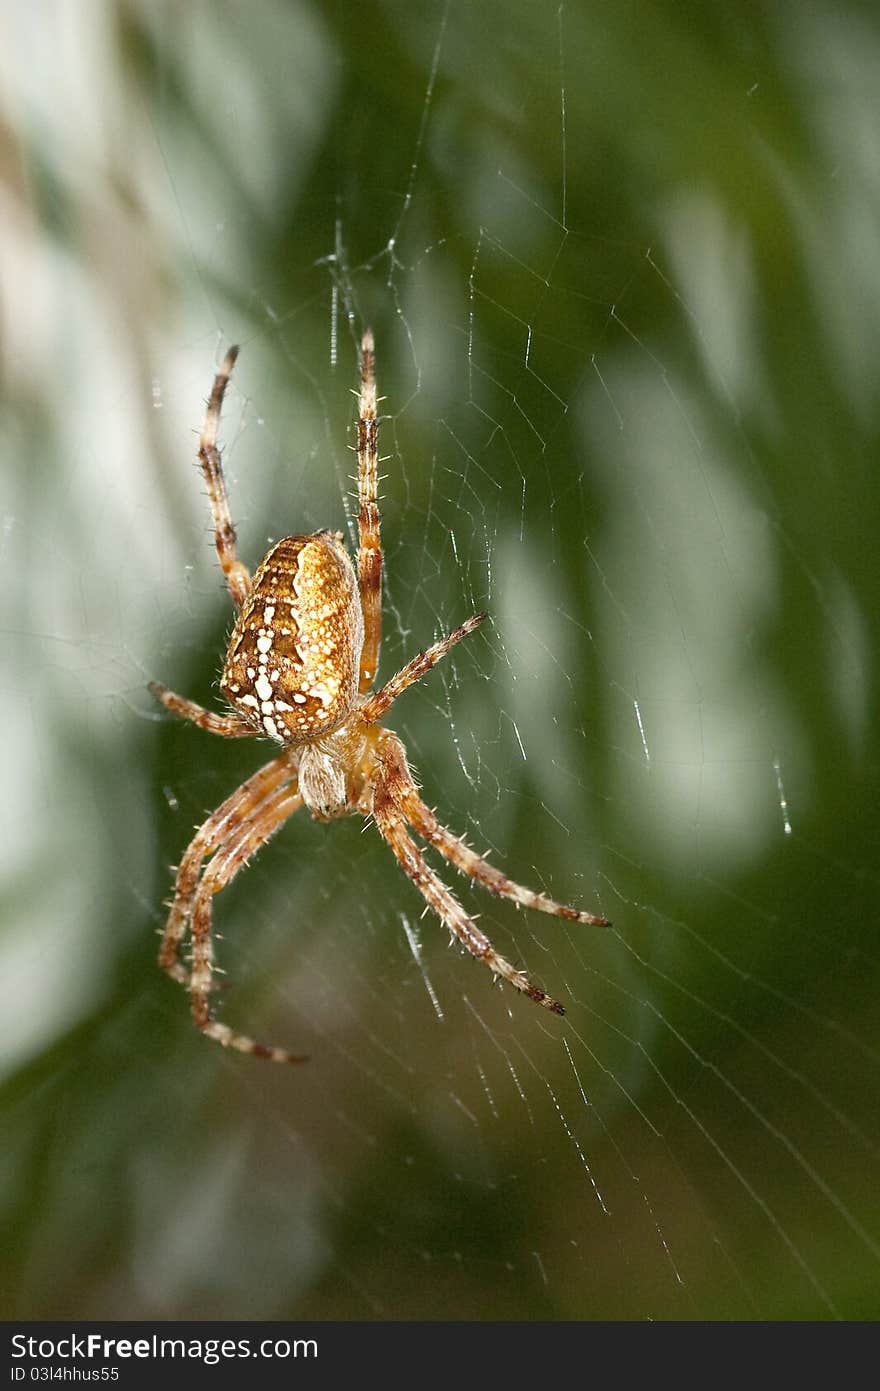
[370,737,567,1015]
[376,731,609,928]
[187,782,308,1063]
[158,752,297,984]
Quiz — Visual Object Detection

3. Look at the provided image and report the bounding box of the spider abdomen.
[220,531,364,743]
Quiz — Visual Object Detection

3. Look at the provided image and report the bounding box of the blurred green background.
[1,0,878,1320]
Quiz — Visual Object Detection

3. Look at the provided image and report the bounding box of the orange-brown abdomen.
[220,531,364,743]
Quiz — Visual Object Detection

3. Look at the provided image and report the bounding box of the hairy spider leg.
[357,328,382,692]
[198,345,252,611]
[159,751,297,983]
[149,681,254,739]
[377,732,610,928]
[372,770,565,1015]
[188,782,308,1062]
[360,611,487,726]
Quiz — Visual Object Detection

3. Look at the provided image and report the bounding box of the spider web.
[1,0,878,1322]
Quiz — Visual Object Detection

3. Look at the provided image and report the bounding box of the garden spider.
[150,331,609,1062]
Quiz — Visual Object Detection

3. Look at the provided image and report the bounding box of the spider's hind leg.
[357,328,382,692]
[198,345,252,611]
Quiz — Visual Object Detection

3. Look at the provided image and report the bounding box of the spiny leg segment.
[198,345,252,611]
[159,752,297,984]
[376,732,610,928]
[357,328,382,692]
[188,782,307,1062]
[359,620,609,1017]
[149,681,255,739]
[360,611,487,726]
[372,784,565,1015]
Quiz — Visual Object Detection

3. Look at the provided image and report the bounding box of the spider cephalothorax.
[150,331,609,1062]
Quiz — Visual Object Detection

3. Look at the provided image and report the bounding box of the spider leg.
[377,733,610,927]
[360,611,487,725]
[159,752,297,984]
[188,783,308,1062]
[357,328,382,692]
[371,774,565,1016]
[149,681,256,737]
[198,345,252,610]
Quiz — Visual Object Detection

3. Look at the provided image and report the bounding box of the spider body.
[220,531,363,747]
[150,332,608,1062]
